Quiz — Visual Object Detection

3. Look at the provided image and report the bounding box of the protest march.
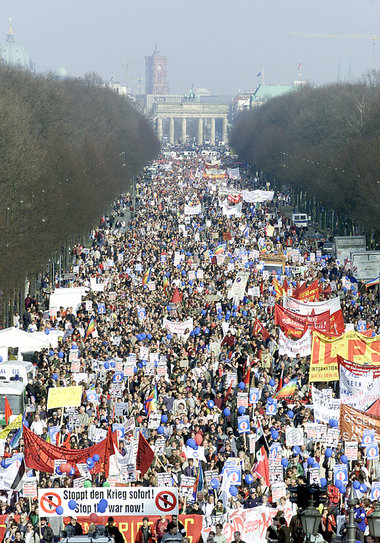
[0,145,379,543]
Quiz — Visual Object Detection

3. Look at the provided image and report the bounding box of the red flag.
[225,381,233,403]
[171,287,182,304]
[283,279,289,294]
[253,446,270,486]
[23,425,117,477]
[5,397,12,425]
[136,432,154,476]
[243,367,251,387]
[253,318,270,341]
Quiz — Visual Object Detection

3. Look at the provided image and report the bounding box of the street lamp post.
[347,486,358,543]
[368,502,380,542]
[299,497,322,543]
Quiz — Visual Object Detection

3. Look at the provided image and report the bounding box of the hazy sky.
[2,0,380,95]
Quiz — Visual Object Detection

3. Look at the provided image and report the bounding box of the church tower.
[145,42,168,95]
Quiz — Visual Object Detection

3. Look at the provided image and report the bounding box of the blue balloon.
[320,478,327,488]
[68,500,77,510]
[267,397,273,405]
[238,382,245,390]
[58,351,64,359]
[233,305,238,310]
[161,414,168,423]
[93,454,100,462]
[360,484,367,493]
[189,280,193,286]
[325,448,333,458]
[229,486,238,497]
[104,362,110,370]
[259,302,263,308]
[293,446,301,455]
[245,474,254,484]
[335,480,343,490]
[147,334,152,340]
[329,418,337,428]
[110,361,116,368]
[269,379,275,387]
[287,410,294,419]
[141,333,146,340]
[157,426,164,435]
[0,460,7,469]
[55,466,62,475]
[353,480,360,490]
[242,310,247,317]
[23,420,29,428]
[49,350,54,357]
[71,343,78,349]
[52,373,58,381]
[223,408,231,417]
[167,334,172,340]
[186,438,197,449]
[167,305,171,311]
[339,486,346,495]
[217,314,223,320]
[201,309,207,316]
[195,326,201,335]
[232,311,237,317]
[271,430,279,440]
[210,478,220,489]
[238,406,246,415]
[56,506,64,515]
[87,458,94,469]
[281,458,289,468]
[307,457,315,466]
[207,400,215,409]
[69,467,75,476]
[218,307,222,314]
[44,329,50,335]
[340,455,348,464]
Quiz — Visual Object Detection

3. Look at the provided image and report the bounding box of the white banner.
[339,364,374,399]
[38,487,178,517]
[184,203,201,216]
[283,296,341,315]
[223,200,242,217]
[162,317,194,336]
[341,380,380,411]
[312,386,340,423]
[202,506,294,543]
[241,190,274,203]
[278,329,311,358]
[227,272,250,301]
[227,167,240,180]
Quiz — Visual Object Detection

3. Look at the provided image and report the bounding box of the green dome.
[1,20,34,71]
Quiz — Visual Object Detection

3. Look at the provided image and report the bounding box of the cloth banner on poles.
[278,329,311,358]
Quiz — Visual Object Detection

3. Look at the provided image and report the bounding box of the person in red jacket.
[135,517,155,543]
[153,515,168,543]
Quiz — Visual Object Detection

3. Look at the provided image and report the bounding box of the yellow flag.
[0,414,22,439]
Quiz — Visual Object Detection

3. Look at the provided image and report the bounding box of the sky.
[2,0,380,95]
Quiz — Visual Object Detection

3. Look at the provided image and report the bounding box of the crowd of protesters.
[1,145,379,543]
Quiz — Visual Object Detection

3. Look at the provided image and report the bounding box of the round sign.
[155,491,177,513]
[363,435,373,445]
[230,472,239,483]
[335,471,345,482]
[267,404,276,414]
[367,446,377,459]
[372,488,380,500]
[39,492,62,514]
[239,420,249,431]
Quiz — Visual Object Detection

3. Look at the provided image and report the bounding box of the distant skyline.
[2,0,380,94]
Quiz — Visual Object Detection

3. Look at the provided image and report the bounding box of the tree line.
[0,64,159,301]
[230,72,380,235]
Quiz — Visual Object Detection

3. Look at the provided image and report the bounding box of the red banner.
[0,515,202,543]
[338,356,380,378]
[253,318,270,340]
[293,279,320,302]
[23,425,117,476]
[274,304,331,338]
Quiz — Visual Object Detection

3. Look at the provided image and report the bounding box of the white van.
[0,381,26,417]
[291,213,311,228]
[0,361,36,384]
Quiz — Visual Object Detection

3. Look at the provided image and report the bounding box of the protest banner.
[227,272,249,301]
[310,331,380,382]
[312,387,340,424]
[340,403,380,442]
[278,329,311,358]
[344,441,358,461]
[275,304,331,338]
[0,515,201,543]
[47,386,82,410]
[38,486,179,517]
[202,505,293,543]
[184,203,201,215]
[283,296,341,315]
[162,317,194,336]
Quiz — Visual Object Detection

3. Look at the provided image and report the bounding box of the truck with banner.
[333,236,366,264]
[350,251,380,281]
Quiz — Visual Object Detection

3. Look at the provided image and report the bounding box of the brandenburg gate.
[153,102,229,145]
